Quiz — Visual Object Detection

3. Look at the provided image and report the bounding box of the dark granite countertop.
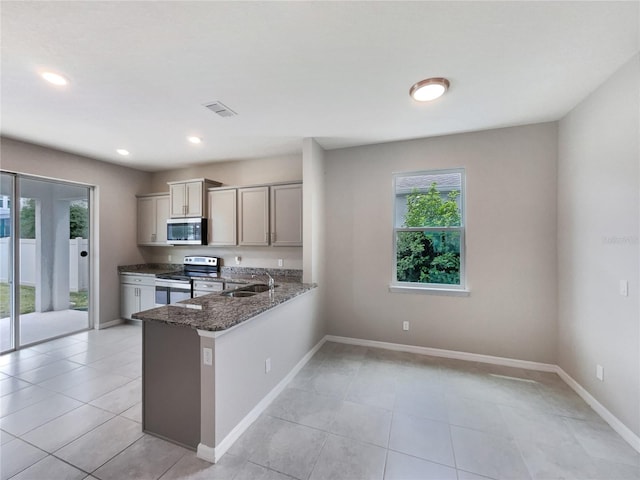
[118,263,182,276]
[118,264,302,283]
[132,281,316,332]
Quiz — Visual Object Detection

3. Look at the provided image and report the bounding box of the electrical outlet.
[265,358,271,373]
[620,280,629,297]
[203,347,213,366]
[235,256,241,265]
[402,321,409,331]
[168,254,172,262]
[596,364,604,381]
[278,259,284,267]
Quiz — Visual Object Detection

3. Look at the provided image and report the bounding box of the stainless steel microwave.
[167,218,208,245]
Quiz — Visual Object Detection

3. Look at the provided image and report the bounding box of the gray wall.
[557,54,640,436]
[324,123,559,364]
[212,289,324,445]
[148,154,302,192]
[0,137,150,326]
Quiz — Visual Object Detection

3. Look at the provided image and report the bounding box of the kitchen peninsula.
[131,275,321,464]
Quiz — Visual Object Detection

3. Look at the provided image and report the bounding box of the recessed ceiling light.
[409,77,450,102]
[187,136,202,144]
[116,149,130,156]
[41,71,68,86]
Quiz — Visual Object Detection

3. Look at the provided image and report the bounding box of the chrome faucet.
[253,272,275,291]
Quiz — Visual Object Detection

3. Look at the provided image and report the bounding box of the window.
[392,168,465,292]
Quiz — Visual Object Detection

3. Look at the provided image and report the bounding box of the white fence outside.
[0,238,88,292]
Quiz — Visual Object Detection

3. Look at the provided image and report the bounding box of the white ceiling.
[1,1,638,172]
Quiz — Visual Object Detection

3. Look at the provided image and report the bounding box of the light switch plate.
[203,347,213,366]
[620,280,629,297]
[596,364,604,381]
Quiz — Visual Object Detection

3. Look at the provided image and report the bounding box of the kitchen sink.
[241,284,278,293]
[221,290,257,298]
[220,283,278,298]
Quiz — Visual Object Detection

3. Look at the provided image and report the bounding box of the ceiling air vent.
[204,101,237,118]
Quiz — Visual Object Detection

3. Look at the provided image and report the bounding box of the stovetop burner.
[156,271,219,281]
[157,256,220,282]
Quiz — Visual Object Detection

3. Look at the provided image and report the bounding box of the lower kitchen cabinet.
[120,274,156,320]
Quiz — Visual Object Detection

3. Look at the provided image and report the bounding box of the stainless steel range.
[155,256,220,306]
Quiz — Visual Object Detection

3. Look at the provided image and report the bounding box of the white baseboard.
[325,335,557,372]
[197,335,327,464]
[326,334,640,454]
[96,318,124,329]
[556,367,640,453]
[196,443,216,463]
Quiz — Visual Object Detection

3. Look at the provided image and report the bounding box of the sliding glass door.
[0,173,16,352]
[0,173,92,353]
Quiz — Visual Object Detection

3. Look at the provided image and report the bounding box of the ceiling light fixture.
[187,136,202,144]
[116,149,130,156]
[409,77,450,102]
[41,71,68,86]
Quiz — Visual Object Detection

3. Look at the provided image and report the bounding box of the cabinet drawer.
[193,280,224,292]
[120,273,156,287]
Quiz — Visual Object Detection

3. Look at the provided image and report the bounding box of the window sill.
[388,285,470,297]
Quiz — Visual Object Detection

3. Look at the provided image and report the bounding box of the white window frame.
[390,168,468,296]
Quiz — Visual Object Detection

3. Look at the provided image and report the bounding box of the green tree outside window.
[396,182,462,284]
[19,199,88,239]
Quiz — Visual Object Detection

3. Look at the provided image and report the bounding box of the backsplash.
[140,245,303,270]
[221,266,302,281]
[117,263,181,273]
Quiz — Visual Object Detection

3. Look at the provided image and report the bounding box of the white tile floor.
[1,324,639,480]
[1,310,89,351]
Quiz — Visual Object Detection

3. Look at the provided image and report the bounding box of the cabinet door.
[137,197,156,245]
[155,196,170,244]
[121,283,140,320]
[139,285,156,312]
[208,189,237,246]
[185,181,203,217]
[170,183,186,217]
[238,186,269,246]
[270,184,302,247]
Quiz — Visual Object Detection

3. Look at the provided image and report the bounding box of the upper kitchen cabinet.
[270,183,302,246]
[208,188,237,246]
[238,186,270,246]
[168,178,220,218]
[137,193,170,246]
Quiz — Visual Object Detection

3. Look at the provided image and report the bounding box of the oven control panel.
[184,256,218,266]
